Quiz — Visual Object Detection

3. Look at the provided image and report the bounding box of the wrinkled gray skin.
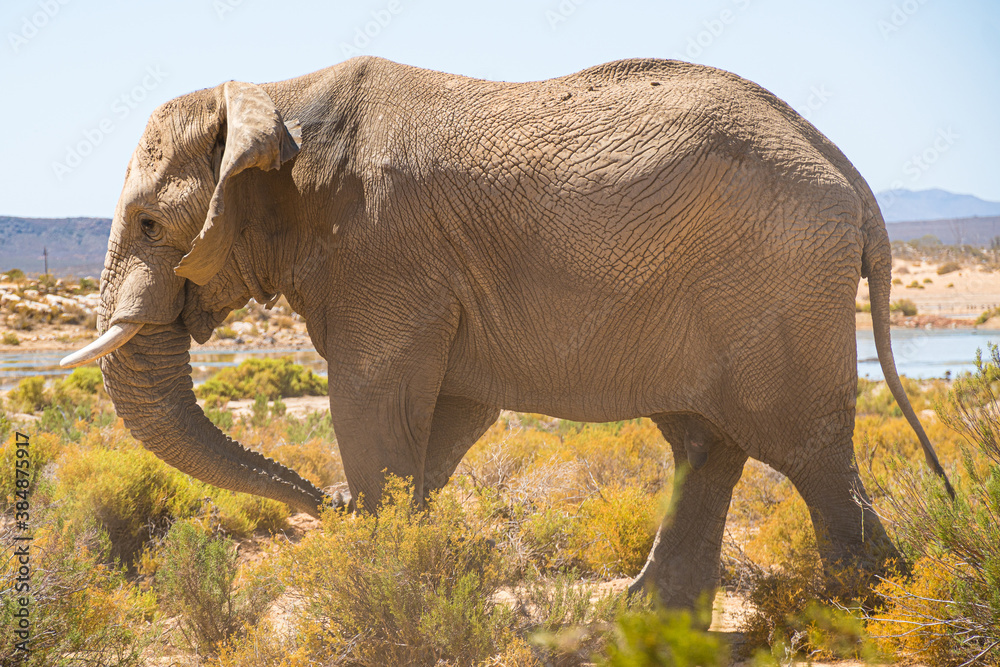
[74,57,951,611]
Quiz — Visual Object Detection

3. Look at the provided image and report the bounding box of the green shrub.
[525,572,636,663]
[937,261,961,275]
[890,299,918,316]
[1,331,18,345]
[7,376,47,412]
[38,403,90,440]
[282,409,337,444]
[224,307,248,323]
[55,444,203,567]
[599,602,726,667]
[856,377,902,417]
[196,489,289,537]
[209,620,299,667]
[283,476,519,664]
[6,370,106,417]
[155,520,281,655]
[53,441,288,568]
[521,505,579,571]
[205,406,234,430]
[736,480,882,663]
[0,432,63,510]
[196,357,327,402]
[906,280,924,289]
[265,437,344,489]
[0,518,157,666]
[3,268,25,281]
[216,325,237,339]
[975,306,1000,325]
[61,366,104,394]
[738,553,880,663]
[866,345,1000,665]
[855,301,871,313]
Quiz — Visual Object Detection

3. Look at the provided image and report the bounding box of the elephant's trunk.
[99,320,328,517]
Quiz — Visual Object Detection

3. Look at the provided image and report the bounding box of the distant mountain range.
[3,188,1000,277]
[886,216,1000,246]
[0,217,110,278]
[875,188,1000,222]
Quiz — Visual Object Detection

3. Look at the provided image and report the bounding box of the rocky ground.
[0,275,314,353]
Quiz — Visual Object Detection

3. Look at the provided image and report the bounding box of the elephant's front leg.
[630,415,747,616]
[329,373,443,509]
[324,310,461,509]
[423,395,501,497]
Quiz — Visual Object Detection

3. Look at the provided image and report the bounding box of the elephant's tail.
[863,203,955,498]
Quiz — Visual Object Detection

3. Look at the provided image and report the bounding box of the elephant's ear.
[175,81,302,286]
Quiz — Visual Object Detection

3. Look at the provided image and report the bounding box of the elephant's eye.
[139,218,162,240]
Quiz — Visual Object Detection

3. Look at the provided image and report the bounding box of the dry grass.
[0,356,993,665]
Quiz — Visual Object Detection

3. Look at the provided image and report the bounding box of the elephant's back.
[417,61,859,277]
[285,57,867,294]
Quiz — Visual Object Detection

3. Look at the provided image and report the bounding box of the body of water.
[857,328,1000,380]
[4,330,1000,391]
[0,348,327,391]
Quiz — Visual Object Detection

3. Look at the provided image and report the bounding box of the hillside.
[886,215,1000,245]
[0,216,110,277]
[875,187,1000,222]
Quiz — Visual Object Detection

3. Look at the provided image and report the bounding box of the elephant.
[62,56,952,610]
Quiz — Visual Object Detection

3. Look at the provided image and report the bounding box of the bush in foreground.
[282,476,519,664]
[156,520,282,655]
[0,518,158,666]
[54,439,289,568]
[865,345,1000,666]
[599,602,726,667]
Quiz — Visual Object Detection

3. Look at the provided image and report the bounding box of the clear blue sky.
[2,0,998,218]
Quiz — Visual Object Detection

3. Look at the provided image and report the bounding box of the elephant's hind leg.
[771,427,901,590]
[423,395,501,497]
[630,414,747,615]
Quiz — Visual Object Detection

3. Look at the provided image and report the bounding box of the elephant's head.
[61,81,329,516]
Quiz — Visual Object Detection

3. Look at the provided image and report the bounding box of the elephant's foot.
[626,538,719,628]
[814,517,903,602]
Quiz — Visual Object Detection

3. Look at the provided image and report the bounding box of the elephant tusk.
[60,322,143,368]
